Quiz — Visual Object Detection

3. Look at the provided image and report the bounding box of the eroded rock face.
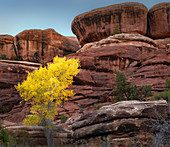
[72,100,168,146]
[0,35,16,59]
[14,29,80,63]
[61,34,170,119]
[0,60,40,122]
[72,2,148,46]
[1,34,169,124]
[148,3,170,39]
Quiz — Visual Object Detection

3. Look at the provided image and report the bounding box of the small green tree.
[0,121,9,147]
[154,78,170,102]
[0,54,8,60]
[60,114,68,123]
[112,70,153,101]
[114,28,121,35]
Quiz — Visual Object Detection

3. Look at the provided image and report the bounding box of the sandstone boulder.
[0,35,16,59]
[148,2,170,39]
[14,29,80,63]
[72,100,168,146]
[72,2,148,46]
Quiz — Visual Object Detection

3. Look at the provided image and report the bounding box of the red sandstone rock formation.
[0,34,169,124]
[72,2,148,46]
[51,33,170,121]
[148,3,170,39]
[0,60,40,122]
[0,35,16,59]
[14,29,80,63]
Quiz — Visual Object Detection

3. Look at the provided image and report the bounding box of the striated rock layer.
[1,34,169,123]
[73,100,169,146]
[148,3,170,39]
[0,60,40,122]
[54,33,170,121]
[72,2,148,46]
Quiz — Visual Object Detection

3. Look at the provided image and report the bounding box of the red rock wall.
[0,60,40,122]
[0,34,169,123]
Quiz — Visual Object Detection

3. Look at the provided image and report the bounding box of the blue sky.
[0,0,169,36]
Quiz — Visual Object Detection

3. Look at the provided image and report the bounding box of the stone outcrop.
[5,125,73,146]
[14,29,80,63]
[72,2,148,46]
[0,35,16,59]
[72,100,168,146]
[148,3,170,39]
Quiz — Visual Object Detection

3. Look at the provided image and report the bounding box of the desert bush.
[0,121,10,147]
[60,114,68,123]
[0,54,8,60]
[154,78,170,102]
[11,56,21,61]
[114,28,121,35]
[112,70,153,101]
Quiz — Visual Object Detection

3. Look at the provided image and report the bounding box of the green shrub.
[79,109,84,114]
[0,121,10,147]
[11,56,21,61]
[154,78,170,102]
[112,70,153,101]
[0,104,8,114]
[114,28,121,35]
[64,51,76,56]
[32,51,40,62]
[94,105,102,110]
[0,54,8,60]
[60,114,68,123]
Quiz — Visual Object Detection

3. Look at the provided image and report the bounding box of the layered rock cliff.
[0,60,40,122]
[0,33,169,123]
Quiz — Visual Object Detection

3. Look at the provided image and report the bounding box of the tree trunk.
[44,119,54,147]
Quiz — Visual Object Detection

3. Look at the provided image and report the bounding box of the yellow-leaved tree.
[15,56,80,126]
